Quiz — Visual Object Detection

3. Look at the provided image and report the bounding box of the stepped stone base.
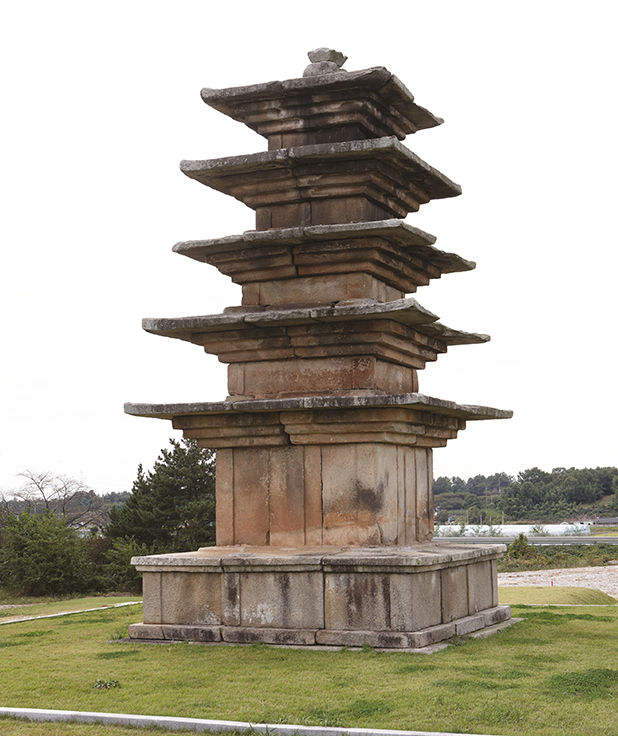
[129,543,511,649]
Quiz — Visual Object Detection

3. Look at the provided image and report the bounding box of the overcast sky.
[1,1,617,497]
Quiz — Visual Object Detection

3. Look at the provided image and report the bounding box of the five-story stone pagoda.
[126,49,513,650]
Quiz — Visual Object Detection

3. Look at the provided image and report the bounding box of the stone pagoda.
[126,49,513,649]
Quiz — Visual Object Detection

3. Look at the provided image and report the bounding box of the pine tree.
[105,438,215,552]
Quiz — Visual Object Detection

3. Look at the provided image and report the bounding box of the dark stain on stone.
[231,629,263,643]
[344,575,382,627]
[377,632,403,647]
[354,481,383,513]
[381,575,391,623]
[278,573,292,626]
[226,576,238,605]
[278,573,291,594]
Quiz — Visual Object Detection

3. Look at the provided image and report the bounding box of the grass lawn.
[1,597,618,736]
[499,586,617,606]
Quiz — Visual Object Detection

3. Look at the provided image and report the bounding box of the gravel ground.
[498,565,618,598]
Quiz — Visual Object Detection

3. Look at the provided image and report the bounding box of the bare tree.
[9,471,102,528]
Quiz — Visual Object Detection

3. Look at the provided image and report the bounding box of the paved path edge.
[0,601,141,626]
[0,707,499,736]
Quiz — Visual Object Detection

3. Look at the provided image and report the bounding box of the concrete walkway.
[0,600,141,625]
[0,708,500,736]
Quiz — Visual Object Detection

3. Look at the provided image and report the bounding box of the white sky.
[1,1,617,497]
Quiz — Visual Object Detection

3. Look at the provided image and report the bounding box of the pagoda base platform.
[129,543,511,649]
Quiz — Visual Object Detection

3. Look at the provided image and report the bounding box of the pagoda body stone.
[127,51,513,649]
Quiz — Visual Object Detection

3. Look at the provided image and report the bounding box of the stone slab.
[225,356,421,398]
[142,298,489,348]
[240,274,405,307]
[180,138,461,214]
[132,543,507,570]
[238,570,324,628]
[125,392,513,422]
[128,623,222,642]
[201,66,443,139]
[454,613,487,636]
[482,605,512,626]
[173,218,474,277]
[221,626,317,646]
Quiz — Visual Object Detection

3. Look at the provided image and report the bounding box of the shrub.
[508,533,533,558]
[0,511,89,595]
[101,538,150,594]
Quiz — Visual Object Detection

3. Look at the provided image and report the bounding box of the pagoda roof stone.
[141,297,489,347]
[124,392,512,422]
[180,137,461,220]
[201,66,442,144]
[173,219,474,278]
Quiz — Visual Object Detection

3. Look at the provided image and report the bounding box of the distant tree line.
[435,466,618,524]
[2,448,616,596]
[0,439,215,596]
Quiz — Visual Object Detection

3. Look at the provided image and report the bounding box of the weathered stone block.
[390,570,442,631]
[232,449,270,545]
[128,623,164,640]
[482,605,512,627]
[269,446,306,547]
[324,573,390,631]
[407,622,457,649]
[455,614,486,636]
[221,572,240,626]
[141,572,162,624]
[303,446,323,546]
[228,356,418,400]
[242,273,403,307]
[128,623,223,642]
[222,626,317,646]
[321,445,374,545]
[162,625,222,642]
[467,559,494,614]
[443,564,469,621]
[415,448,433,542]
[215,450,234,546]
[239,571,324,629]
[160,571,222,626]
[316,629,410,648]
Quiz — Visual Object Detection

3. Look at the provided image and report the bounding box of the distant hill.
[434,466,618,524]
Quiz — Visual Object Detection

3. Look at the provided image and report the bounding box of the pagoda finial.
[303,47,347,77]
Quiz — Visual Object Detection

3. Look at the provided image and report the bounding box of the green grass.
[1,603,618,736]
[499,586,617,606]
[0,597,141,622]
[590,526,618,535]
[498,545,618,573]
[0,721,196,735]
